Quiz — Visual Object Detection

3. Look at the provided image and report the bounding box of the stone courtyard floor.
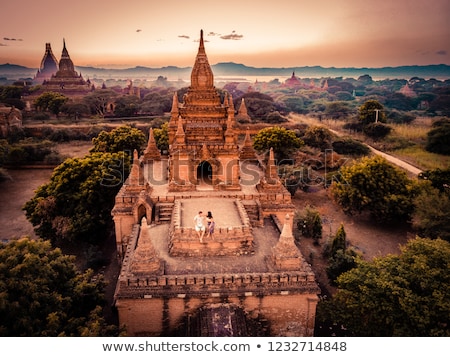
[179,197,243,228]
[148,218,281,275]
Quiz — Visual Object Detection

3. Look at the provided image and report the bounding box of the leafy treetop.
[90,125,146,154]
[252,126,303,162]
[318,237,450,336]
[0,238,119,336]
[23,151,130,244]
[331,155,417,223]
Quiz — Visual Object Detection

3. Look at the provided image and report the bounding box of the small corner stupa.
[269,213,309,271]
[235,98,251,123]
[130,217,164,275]
[143,128,162,162]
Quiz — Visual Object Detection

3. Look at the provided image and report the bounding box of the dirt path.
[367,146,422,176]
[0,168,54,241]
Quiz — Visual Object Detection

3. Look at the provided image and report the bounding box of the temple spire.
[199,29,205,54]
[174,116,185,145]
[170,91,179,115]
[56,38,77,76]
[143,128,161,161]
[128,149,143,186]
[239,127,257,161]
[235,97,251,122]
[61,38,69,59]
[190,29,214,89]
[266,147,279,181]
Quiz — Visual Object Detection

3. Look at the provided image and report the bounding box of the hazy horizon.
[1,1,449,69]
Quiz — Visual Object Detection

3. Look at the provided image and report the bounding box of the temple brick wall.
[115,292,318,337]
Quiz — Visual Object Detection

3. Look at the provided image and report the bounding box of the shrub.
[425,120,450,155]
[296,206,322,244]
[31,112,50,121]
[363,122,392,139]
[332,138,370,156]
[326,248,357,285]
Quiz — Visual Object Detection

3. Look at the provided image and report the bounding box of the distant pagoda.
[27,39,93,104]
[45,39,88,88]
[33,43,58,83]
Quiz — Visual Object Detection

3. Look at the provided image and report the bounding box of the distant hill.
[0,63,36,80]
[1,62,450,81]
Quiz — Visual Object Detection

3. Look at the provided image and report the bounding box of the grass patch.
[389,123,429,141]
[391,146,450,171]
[386,119,449,170]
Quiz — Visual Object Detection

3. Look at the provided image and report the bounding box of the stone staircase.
[242,200,263,227]
[155,202,174,223]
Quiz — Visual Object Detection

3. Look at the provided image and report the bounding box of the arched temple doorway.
[137,205,147,223]
[197,161,212,184]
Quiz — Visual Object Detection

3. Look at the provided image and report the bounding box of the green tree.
[412,183,450,241]
[418,167,450,192]
[90,125,146,154]
[362,122,392,140]
[330,155,416,223]
[34,92,69,115]
[330,223,346,255]
[332,138,370,156]
[0,85,23,101]
[113,95,141,117]
[296,205,322,244]
[278,165,312,195]
[82,89,118,117]
[425,118,450,155]
[253,126,303,161]
[60,102,90,120]
[358,99,386,126]
[280,95,304,113]
[141,91,172,115]
[317,237,450,336]
[0,238,119,336]
[153,122,169,152]
[6,139,56,165]
[324,101,353,118]
[23,152,130,244]
[302,125,333,150]
[326,224,357,285]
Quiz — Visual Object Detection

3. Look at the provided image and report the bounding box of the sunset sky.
[1,0,449,69]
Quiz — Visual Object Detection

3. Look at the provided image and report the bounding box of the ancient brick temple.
[26,40,93,108]
[112,30,320,337]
